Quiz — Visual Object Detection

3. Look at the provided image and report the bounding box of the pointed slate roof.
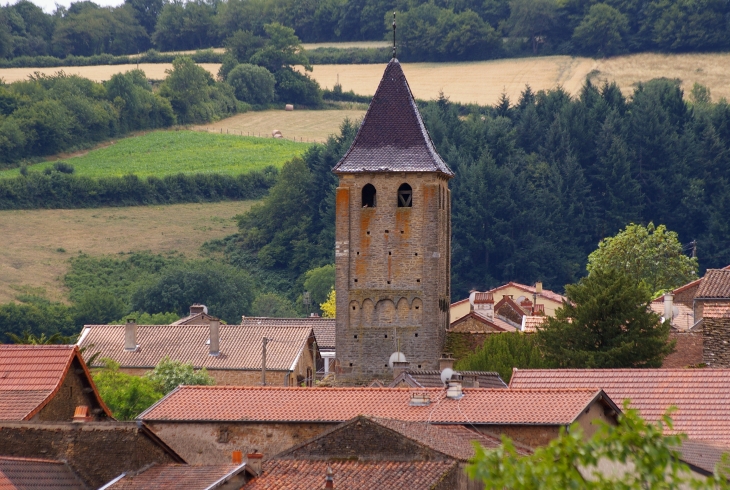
[332,59,453,177]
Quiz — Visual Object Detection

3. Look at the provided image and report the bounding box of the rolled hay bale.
[285,104,294,111]
[272,129,283,138]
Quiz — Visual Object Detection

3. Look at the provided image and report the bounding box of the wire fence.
[194,126,321,143]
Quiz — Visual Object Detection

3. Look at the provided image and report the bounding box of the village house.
[102,459,254,490]
[241,316,335,376]
[137,384,620,464]
[0,456,87,490]
[510,368,730,444]
[172,304,220,326]
[450,282,567,325]
[77,320,319,386]
[0,420,185,488]
[246,415,532,490]
[0,345,112,422]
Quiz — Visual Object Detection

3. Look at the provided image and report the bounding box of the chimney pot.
[664,293,674,323]
[190,304,208,315]
[247,453,263,475]
[392,361,410,379]
[446,380,463,399]
[209,320,220,356]
[124,319,138,351]
[439,354,455,371]
[325,466,334,489]
[232,450,243,465]
[535,282,543,294]
[73,405,91,423]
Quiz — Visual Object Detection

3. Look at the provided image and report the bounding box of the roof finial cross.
[392,12,396,59]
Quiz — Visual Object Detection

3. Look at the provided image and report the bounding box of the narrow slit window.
[397,183,412,207]
[362,184,376,207]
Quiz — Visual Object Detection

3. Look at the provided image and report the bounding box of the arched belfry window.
[362,184,376,207]
[397,183,412,207]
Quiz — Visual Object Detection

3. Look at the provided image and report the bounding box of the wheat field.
[0,201,255,304]
[0,63,221,83]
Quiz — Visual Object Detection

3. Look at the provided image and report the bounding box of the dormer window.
[362,184,376,207]
[397,183,412,207]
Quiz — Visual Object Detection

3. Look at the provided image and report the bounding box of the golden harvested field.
[302,41,389,49]
[305,52,730,105]
[193,108,366,142]
[0,63,221,83]
[0,201,255,303]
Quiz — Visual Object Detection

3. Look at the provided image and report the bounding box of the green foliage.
[159,56,238,125]
[587,223,699,295]
[252,292,298,317]
[320,288,335,318]
[73,289,127,326]
[506,0,559,54]
[538,269,674,368]
[572,4,629,57]
[145,356,214,394]
[131,260,256,324]
[274,68,322,106]
[92,359,163,420]
[111,311,180,325]
[456,332,553,383]
[468,405,730,489]
[0,295,76,343]
[227,64,276,105]
[0,132,308,179]
[303,264,335,306]
[250,23,311,73]
[6,331,73,344]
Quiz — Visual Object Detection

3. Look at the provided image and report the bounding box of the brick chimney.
[325,466,334,489]
[473,292,494,320]
[247,453,263,475]
[392,361,410,379]
[190,304,208,315]
[124,319,138,351]
[439,354,455,371]
[209,319,220,356]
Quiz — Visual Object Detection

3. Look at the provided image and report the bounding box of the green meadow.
[0,131,311,179]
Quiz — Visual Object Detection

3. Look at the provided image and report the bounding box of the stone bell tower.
[332,58,453,379]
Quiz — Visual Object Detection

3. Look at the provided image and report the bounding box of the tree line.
[3,0,730,62]
[232,79,730,301]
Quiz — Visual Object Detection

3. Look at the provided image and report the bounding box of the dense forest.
[230,79,730,300]
[3,0,730,62]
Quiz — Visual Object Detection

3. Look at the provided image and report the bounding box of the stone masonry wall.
[36,357,108,421]
[146,421,333,465]
[703,317,730,366]
[0,422,180,488]
[480,425,560,448]
[662,332,703,368]
[335,172,451,379]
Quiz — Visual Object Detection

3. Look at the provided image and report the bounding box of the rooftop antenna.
[392,12,396,59]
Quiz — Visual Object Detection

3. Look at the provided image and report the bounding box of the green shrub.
[227,64,276,104]
[274,68,322,106]
[145,356,215,393]
[92,359,164,420]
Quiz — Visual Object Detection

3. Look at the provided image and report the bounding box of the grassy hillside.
[0,201,255,303]
[0,131,310,179]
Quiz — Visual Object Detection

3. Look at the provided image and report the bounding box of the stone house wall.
[448,315,502,334]
[35,357,108,421]
[0,422,181,488]
[335,173,451,379]
[662,332,703,368]
[703,318,730,366]
[145,421,334,465]
[480,425,560,448]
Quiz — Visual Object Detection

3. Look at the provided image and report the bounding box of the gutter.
[204,463,249,490]
[97,473,126,489]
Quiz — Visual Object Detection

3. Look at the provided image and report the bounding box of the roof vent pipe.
[124,319,138,351]
[325,466,334,489]
[209,320,220,356]
[664,293,674,323]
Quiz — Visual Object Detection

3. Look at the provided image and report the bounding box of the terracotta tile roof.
[78,324,314,371]
[696,270,730,298]
[138,386,616,426]
[104,463,247,490]
[702,302,730,318]
[246,459,457,490]
[371,418,532,459]
[521,315,547,333]
[489,282,567,305]
[388,370,507,389]
[241,317,335,350]
[473,292,494,304]
[0,456,86,490]
[0,345,111,421]
[649,302,695,330]
[448,311,516,332]
[676,439,730,476]
[509,369,730,443]
[331,59,453,177]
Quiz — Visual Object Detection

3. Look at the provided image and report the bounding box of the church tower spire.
[333,59,453,380]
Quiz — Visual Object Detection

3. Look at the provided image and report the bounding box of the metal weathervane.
[392,12,397,59]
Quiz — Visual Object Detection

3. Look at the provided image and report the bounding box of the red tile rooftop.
[0,456,85,490]
[104,463,247,490]
[138,386,615,426]
[510,369,730,443]
[245,459,457,490]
